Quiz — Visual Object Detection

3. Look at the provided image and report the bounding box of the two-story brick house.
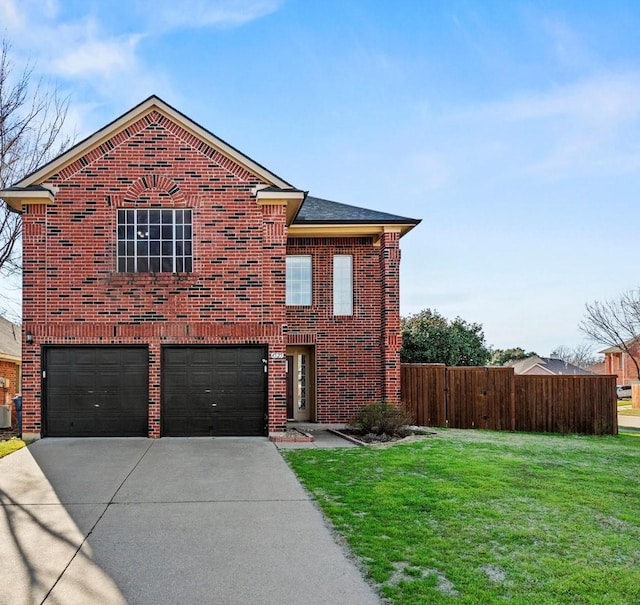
[600,340,640,386]
[1,96,419,441]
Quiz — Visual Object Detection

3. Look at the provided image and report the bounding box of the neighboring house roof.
[587,361,606,374]
[599,337,640,354]
[0,317,21,363]
[510,356,594,375]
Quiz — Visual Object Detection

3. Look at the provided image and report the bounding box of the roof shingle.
[294,195,420,225]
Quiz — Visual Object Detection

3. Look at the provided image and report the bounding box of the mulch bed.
[333,426,437,445]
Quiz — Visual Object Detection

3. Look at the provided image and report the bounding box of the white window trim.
[286,255,312,306]
[117,208,192,273]
[333,254,353,316]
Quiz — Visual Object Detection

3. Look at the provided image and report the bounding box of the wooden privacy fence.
[401,364,618,435]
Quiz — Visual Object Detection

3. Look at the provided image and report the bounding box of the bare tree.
[0,39,72,275]
[579,289,640,380]
[550,343,602,369]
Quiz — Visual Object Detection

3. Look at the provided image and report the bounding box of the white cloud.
[136,0,284,30]
[0,0,284,132]
[496,73,640,126]
[0,0,24,29]
[52,34,143,78]
[0,0,61,32]
[0,5,168,127]
[434,70,640,180]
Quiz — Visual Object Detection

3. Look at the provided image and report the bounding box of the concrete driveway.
[0,438,380,605]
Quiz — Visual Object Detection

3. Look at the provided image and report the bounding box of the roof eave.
[0,188,56,211]
[600,346,623,354]
[255,188,306,225]
[288,222,418,242]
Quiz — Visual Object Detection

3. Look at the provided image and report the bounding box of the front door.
[286,346,314,422]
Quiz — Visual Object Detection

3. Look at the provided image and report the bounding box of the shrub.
[348,401,412,436]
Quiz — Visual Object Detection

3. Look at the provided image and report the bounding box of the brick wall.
[21,110,290,437]
[0,359,20,427]
[286,234,401,423]
[20,108,402,437]
[604,344,640,385]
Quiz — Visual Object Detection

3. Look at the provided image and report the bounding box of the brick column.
[148,341,161,438]
[379,230,401,404]
[21,204,48,439]
[260,203,288,435]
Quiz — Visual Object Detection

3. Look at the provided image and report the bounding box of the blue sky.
[2,0,640,355]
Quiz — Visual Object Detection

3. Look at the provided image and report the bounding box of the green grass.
[619,408,640,416]
[284,430,640,604]
[0,438,25,459]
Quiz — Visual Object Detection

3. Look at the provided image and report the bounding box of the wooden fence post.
[632,384,640,410]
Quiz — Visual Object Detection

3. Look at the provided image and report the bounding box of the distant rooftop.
[0,316,21,360]
[510,356,593,375]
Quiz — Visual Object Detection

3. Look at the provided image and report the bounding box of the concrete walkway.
[618,413,640,430]
[0,438,380,605]
[275,428,358,450]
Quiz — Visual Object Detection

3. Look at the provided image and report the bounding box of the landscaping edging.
[328,429,367,446]
[330,427,439,447]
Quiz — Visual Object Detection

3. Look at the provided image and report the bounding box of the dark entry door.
[45,346,149,437]
[162,346,266,436]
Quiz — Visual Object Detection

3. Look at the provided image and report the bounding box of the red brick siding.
[0,360,20,426]
[286,234,401,423]
[20,109,402,436]
[21,111,291,437]
[604,344,640,385]
[379,231,401,404]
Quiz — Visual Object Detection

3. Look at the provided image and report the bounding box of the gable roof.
[510,356,593,375]
[7,95,294,193]
[0,317,21,363]
[1,96,421,237]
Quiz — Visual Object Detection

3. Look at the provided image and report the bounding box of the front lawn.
[284,430,640,604]
[0,438,25,459]
[619,408,640,416]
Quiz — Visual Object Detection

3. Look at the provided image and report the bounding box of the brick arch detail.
[119,175,187,207]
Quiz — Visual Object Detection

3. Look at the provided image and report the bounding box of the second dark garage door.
[162,346,267,436]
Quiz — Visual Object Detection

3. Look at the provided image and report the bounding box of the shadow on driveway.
[0,438,380,605]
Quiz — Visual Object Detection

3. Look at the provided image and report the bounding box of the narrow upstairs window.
[286,255,312,305]
[333,254,353,316]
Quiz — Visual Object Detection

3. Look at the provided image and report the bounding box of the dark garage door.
[45,347,149,437]
[162,346,266,436]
